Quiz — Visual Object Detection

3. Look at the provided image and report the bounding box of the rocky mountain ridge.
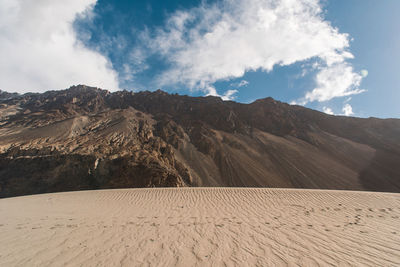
[1,85,399,197]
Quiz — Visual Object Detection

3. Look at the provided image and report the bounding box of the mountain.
[1,85,400,197]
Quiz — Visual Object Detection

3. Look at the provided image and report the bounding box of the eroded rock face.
[1,85,400,197]
[0,87,192,197]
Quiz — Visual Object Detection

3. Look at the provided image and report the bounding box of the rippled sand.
[1,188,400,266]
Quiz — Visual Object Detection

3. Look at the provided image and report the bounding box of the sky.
[0,0,399,118]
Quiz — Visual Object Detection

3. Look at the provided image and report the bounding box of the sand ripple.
[1,188,400,266]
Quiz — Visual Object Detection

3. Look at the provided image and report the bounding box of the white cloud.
[237,80,249,87]
[322,102,356,116]
[138,0,363,99]
[205,86,238,100]
[300,63,366,104]
[322,106,334,115]
[0,0,120,93]
[221,89,239,101]
[229,79,249,89]
[342,103,354,116]
[360,69,368,77]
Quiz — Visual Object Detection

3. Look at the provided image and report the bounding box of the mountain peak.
[1,85,400,198]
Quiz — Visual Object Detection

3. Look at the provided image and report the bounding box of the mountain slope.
[0,85,399,197]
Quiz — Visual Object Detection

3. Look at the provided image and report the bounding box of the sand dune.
[0,188,399,266]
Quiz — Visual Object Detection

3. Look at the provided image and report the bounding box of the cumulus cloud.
[0,0,120,93]
[138,0,364,100]
[206,86,238,100]
[322,103,355,116]
[221,89,239,101]
[342,103,354,116]
[299,63,366,104]
[322,106,334,115]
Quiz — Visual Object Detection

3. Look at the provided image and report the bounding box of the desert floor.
[0,188,399,266]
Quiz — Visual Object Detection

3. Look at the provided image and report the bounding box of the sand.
[0,188,399,266]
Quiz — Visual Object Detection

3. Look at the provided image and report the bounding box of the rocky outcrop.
[0,85,400,197]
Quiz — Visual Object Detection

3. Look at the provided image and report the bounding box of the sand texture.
[0,188,400,266]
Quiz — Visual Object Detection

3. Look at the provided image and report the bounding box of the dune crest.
[1,188,399,266]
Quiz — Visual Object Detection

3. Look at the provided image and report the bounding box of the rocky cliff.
[1,85,399,197]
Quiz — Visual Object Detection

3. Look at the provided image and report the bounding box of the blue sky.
[1,0,399,118]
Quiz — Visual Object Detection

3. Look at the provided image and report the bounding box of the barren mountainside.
[1,85,400,197]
